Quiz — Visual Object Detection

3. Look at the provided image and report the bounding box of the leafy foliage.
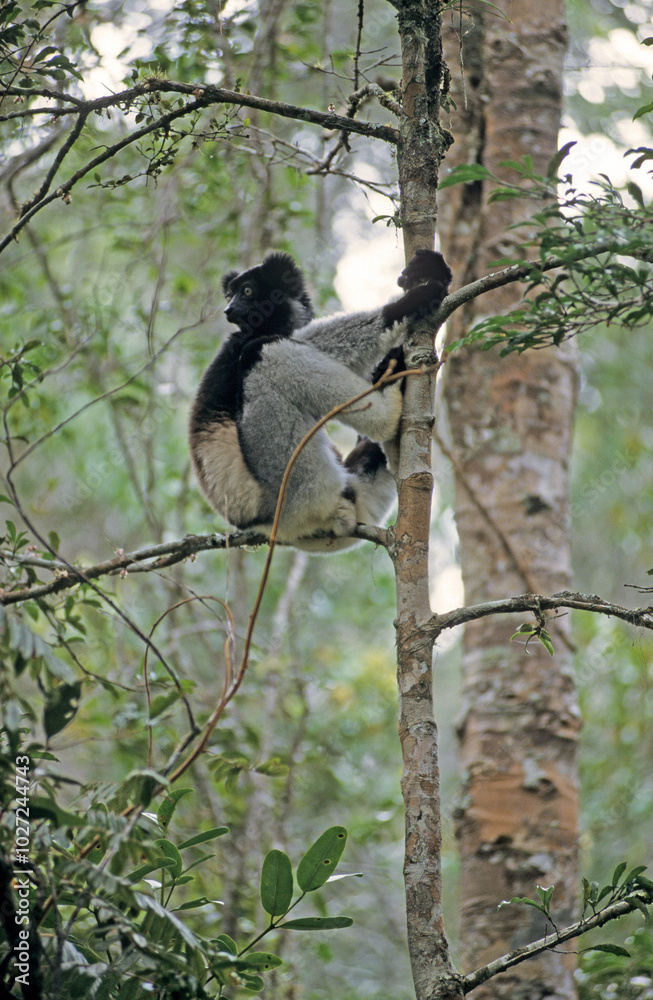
[0,712,355,998]
[443,138,653,355]
[578,926,653,1000]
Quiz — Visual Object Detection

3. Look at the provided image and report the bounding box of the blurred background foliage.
[0,0,652,997]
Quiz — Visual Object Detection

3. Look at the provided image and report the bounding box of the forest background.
[1,0,653,998]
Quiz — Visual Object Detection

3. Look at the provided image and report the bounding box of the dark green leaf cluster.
[499,863,653,959]
[581,862,653,923]
[442,137,653,356]
[578,926,653,1000]
[0,1,84,91]
[0,716,355,999]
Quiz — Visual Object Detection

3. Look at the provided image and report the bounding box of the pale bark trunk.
[438,4,581,997]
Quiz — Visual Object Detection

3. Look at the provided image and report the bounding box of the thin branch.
[0,98,207,254]
[159,79,400,141]
[0,525,389,607]
[354,0,365,91]
[1,78,400,139]
[463,890,653,993]
[22,110,89,215]
[0,80,398,253]
[428,591,653,636]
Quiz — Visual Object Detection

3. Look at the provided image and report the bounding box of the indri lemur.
[189,249,451,552]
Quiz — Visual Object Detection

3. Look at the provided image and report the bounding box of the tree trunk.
[390,2,462,997]
[438,4,581,997]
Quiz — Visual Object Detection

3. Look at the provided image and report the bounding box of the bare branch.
[463,890,653,993]
[0,80,399,252]
[428,591,653,636]
[0,525,391,607]
[2,79,400,141]
[0,97,207,253]
[20,110,89,216]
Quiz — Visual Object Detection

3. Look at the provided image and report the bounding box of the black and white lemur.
[189,249,451,552]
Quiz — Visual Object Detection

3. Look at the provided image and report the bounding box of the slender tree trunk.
[390,3,462,997]
[438,4,581,997]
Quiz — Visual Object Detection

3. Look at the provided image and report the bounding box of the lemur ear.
[262,251,306,299]
[221,270,239,297]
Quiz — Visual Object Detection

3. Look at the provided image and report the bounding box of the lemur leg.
[343,438,396,526]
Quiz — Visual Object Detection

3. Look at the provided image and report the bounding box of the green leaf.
[149,690,180,720]
[127,858,177,883]
[583,943,631,957]
[633,101,653,121]
[174,895,212,910]
[133,892,201,948]
[215,934,238,955]
[297,826,348,892]
[547,141,576,178]
[178,826,229,849]
[153,838,183,879]
[623,866,648,884]
[172,875,194,886]
[498,895,549,917]
[157,787,193,829]
[260,849,293,917]
[280,916,353,931]
[43,681,82,737]
[122,768,167,808]
[626,182,645,207]
[438,163,492,189]
[239,974,264,992]
[538,630,554,656]
[536,885,554,911]
[254,757,290,777]
[242,952,283,971]
[612,861,628,886]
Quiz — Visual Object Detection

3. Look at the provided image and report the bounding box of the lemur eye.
[242,284,254,298]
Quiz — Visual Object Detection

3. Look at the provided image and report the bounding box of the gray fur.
[189,250,451,552]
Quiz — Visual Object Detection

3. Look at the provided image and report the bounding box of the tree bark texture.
[391,2,462,997]
[438,4,581,998]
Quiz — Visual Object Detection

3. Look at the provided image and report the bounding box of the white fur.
[191,420,263,527]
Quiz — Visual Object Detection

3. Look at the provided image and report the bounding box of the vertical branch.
[354,0,365,91]
[390,1,461,997]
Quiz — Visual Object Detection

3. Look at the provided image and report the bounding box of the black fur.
[381,250,451,327]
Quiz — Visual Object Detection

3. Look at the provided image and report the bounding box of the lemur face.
[222,253,313,338]
[224,276,262,328]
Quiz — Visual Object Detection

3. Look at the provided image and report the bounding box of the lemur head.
[222,251,314,338]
